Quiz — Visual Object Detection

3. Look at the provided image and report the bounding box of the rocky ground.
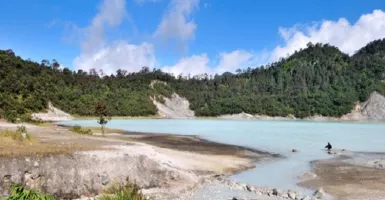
[0,121,276,199]
[152,93,195,119]
[2,121,385,200]
[299,149,385,200]
[31,102,74,121]
[188,175,327,200]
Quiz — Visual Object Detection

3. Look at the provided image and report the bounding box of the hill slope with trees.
[1,39,385,121]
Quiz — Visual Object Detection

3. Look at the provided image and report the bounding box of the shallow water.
[60,119,385,193]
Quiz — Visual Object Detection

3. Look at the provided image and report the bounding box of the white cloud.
[162,50,268,76]
[74,42,156,75]
[216,50,253,74]
[153,0,199,50]
[162,54,210,76]
[81,0,127,54]
[74,0,157,74]
[74,3,385,77]
[272,9,385,61]
[162,10,385,76]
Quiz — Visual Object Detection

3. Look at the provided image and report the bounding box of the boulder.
[246,185,255,192]
[100,172,109,185]
[232,197,245,200]
[272,188,279,196]
[301,196,311,200]
[239,183,248,190]
[313,188,325,199]
[288,190,296,199]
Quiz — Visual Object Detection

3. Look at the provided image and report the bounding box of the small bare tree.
[95,101,111,136]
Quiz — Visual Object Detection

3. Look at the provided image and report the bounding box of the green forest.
[1,39,385,122]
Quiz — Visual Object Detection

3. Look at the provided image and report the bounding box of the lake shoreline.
[0,121,280,200]
[2,120,385,200]
[70,115,385,123]
[299,150,385,200]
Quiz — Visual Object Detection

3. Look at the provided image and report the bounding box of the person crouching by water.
[325,142,332,151]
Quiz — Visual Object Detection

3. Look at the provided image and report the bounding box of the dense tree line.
[1,39,385,121]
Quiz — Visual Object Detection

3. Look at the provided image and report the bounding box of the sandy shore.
[3,121,385,200]
[299,150,385,200]
[0,121,278,199]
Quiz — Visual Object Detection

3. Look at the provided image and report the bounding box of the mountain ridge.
[1,39,385,122]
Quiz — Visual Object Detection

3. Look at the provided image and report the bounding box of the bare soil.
[300,158,385,200]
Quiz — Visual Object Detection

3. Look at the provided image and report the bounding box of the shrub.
[152,82,173,98]
[17,125,27,134]
[71,125,92,135]
[7,184,55,200]
[28,118,44,125]
[99,182,146,200]
[154,95,165,104]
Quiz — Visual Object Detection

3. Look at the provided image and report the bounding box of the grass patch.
[7,184,55,200]
[0,137,83,157]
[99,182,146,200]
[0,129,31,142]
[73,115,157,120]
[87,127,128,134]
[61,125,129,135]
[0,129,96,157]
[33,122,56,127]
[71,125,92,135]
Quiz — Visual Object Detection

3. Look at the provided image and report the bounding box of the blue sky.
[1,0,385,75]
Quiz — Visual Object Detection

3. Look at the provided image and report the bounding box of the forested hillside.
[1,39,385,121]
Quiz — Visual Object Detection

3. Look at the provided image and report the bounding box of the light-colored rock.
[313,188,325,199]
[32,102,74,122]
[21,132,27,139]
[280,193,289,198]
[301,196,311,200]
[360,91,385,120]
[239,183,247,190]
[246,185,255,192]
[0,145,200,198]
[100,172,109,185]
[219,112,296,121]
[288,190,296,199]
[152,93,195,119]
[365,159,385,169]
[218,112,254,120]
[303,115,339,121]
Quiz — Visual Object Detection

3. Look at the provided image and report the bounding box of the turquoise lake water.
[59,119,385,192]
